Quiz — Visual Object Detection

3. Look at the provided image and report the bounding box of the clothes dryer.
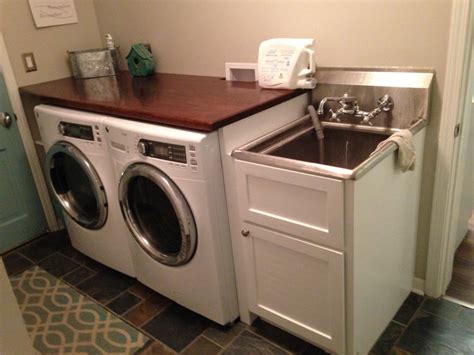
[104,117,238,325]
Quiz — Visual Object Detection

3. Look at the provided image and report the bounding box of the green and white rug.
[10,266,148,354]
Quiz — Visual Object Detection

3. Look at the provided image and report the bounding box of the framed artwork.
[28,0,78,28]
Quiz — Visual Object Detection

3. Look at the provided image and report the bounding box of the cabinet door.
[242,223,345,354]
[235,160,344,250]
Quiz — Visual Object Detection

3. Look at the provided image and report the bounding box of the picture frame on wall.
[28,0,78,28]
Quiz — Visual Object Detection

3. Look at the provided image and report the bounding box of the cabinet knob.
[241,229,250,237]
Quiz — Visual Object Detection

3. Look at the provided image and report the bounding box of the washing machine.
[35,105,135,276]
[103,117,239,325]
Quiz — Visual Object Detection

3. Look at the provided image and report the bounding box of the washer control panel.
[58,121,94,141]
[137,139,187,163]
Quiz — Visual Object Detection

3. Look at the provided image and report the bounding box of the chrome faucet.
[317,93,359,122]
[357,95,394,125]
[317,93,394,125]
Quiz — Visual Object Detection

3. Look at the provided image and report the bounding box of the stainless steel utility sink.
[267,126,388,170]
[232,115,426,180]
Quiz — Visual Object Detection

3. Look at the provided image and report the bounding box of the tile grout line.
[58,248,106,274]
[103,287,138,309]
[38,250,87,283]
[58,249,91,267]
[179,330,223,354]
[7,246,73,277]
[0,231,52,257]
[135,339,154,354]
[391,297,428,353]
[244,328,293,354]
[135,326,176,353]
[390,319,407,327]
[200,334,226,349]
[125,297,174,330]
[216,324,248,355]
[15,252,37,266]
[127,286,153,301]
[61,265,97,285]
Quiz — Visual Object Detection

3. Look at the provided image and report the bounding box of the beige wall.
[94,0,452,279]
[94,1,450,80]
[0,0,102,87]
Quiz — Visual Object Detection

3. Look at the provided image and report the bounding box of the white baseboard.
[412,277,425,296]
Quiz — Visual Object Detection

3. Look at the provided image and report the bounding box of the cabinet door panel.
[243,223,345,354]
[236,160,344,249]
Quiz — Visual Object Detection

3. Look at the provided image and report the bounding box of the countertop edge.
[19,74,307,132]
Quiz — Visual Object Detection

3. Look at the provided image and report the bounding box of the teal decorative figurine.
[127,44,155,77]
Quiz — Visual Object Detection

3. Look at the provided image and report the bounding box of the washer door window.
[119,163,197,266]
[46,141,107,229]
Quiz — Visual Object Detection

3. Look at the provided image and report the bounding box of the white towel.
[372,129,416,172]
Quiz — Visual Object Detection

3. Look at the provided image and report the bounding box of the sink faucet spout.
[317,97,339,115]
[317,93,359,122]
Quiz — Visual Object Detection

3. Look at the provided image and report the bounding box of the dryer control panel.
[137,139,187,163]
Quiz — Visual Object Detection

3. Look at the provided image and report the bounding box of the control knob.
[58,122,68,135]
[137,141,148,155]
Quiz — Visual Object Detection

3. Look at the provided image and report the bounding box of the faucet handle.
[339,93,358,103]
[377,95,394,112]
[360,117,374,126]
[329,109,341,122]
[339,94,358,112]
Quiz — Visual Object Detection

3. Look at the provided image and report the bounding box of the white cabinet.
[230,131,426,354]
[241,222,345,354]
[235,160,346,353]
[235,160,344,250]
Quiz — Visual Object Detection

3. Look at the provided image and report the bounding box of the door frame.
[425,1,472,297]
[0,32,59,232]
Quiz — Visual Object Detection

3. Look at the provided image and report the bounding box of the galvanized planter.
[68,48,115,79]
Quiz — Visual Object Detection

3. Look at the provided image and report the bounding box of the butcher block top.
[19,71,305,132]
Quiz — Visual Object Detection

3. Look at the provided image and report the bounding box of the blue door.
[0,73,47,252]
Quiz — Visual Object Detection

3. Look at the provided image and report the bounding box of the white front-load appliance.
[35,105,135,276]
[103,117,239,325]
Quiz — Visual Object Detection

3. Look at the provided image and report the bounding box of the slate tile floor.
[3,231,474,354]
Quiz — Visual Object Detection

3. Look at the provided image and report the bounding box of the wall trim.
[0,32,59,231]
[412,277,425,296]
[425,2,472,297]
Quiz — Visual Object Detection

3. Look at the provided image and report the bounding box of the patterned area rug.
[9,266,148,354]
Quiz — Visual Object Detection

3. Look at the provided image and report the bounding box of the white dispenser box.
[258,38,316,90]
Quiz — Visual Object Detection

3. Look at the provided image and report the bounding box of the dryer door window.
[119,163,197,266]
[46,141,107,229]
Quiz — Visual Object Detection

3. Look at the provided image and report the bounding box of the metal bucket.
[68,48,115,79]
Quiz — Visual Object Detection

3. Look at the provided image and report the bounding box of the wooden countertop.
[20,72,305,132]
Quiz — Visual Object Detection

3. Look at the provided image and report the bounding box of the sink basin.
[232,115,426,180]
[267,127,388,170]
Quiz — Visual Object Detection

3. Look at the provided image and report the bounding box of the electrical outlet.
[22,52,37,72]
